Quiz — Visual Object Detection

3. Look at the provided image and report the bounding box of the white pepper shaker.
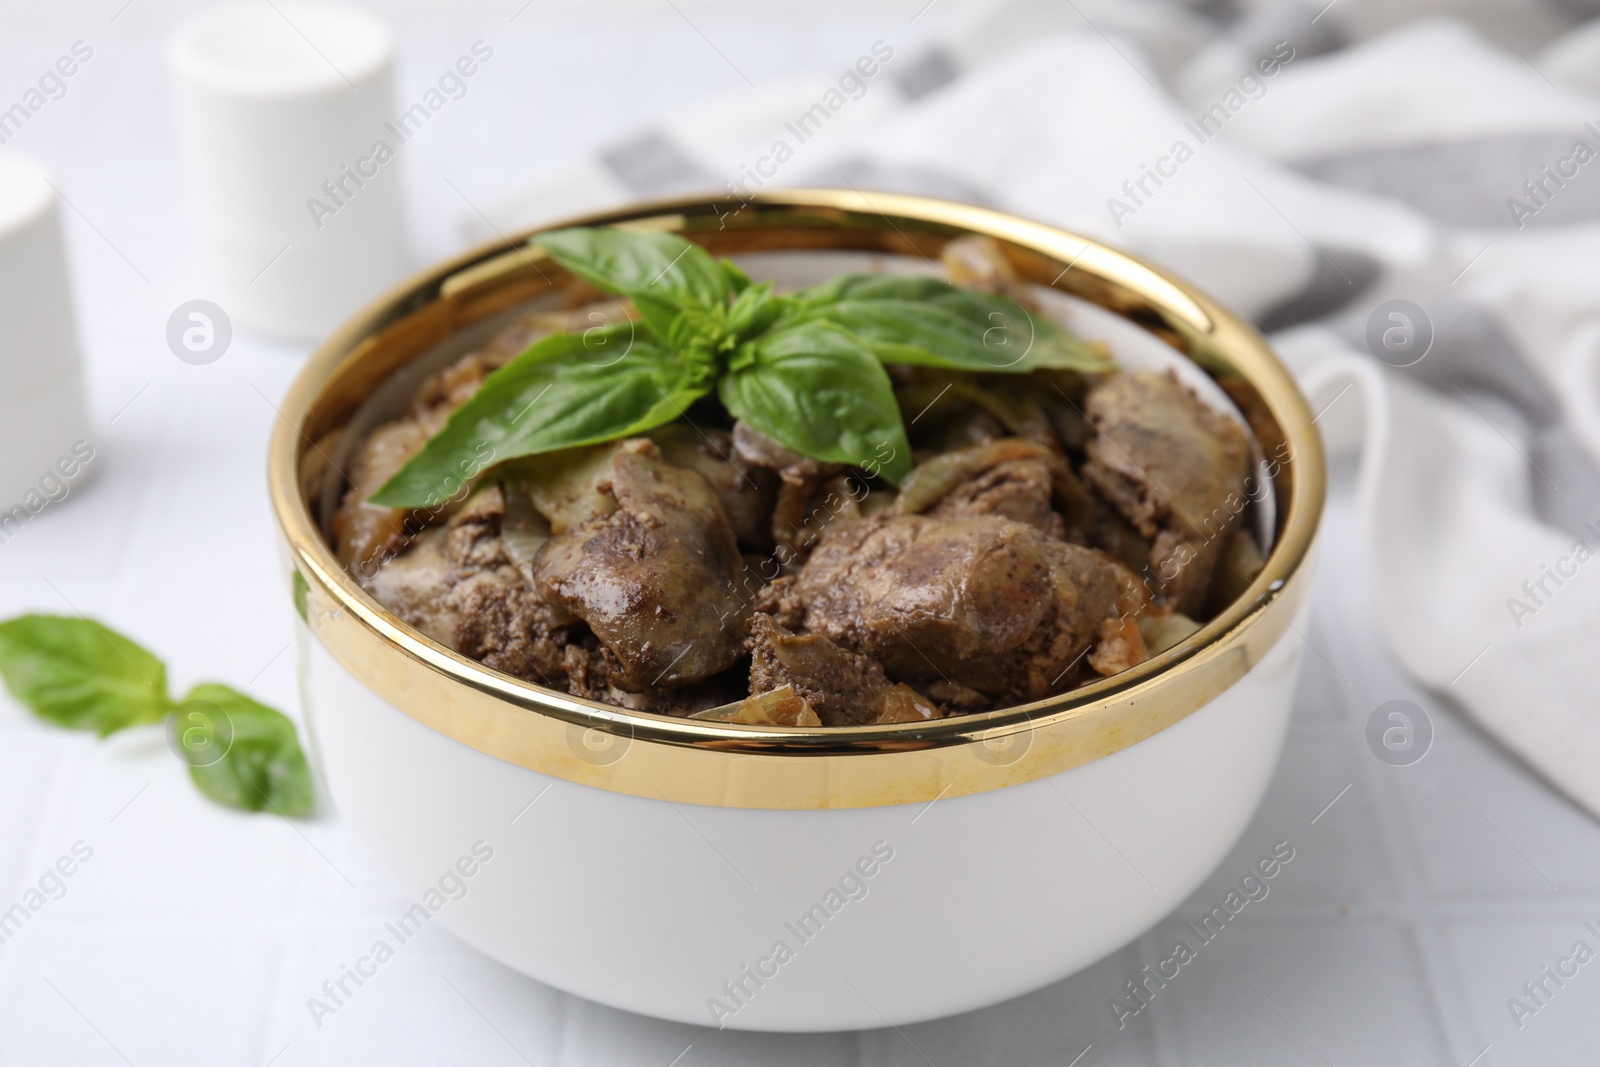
[169,2,406,339]
[0,154,93,525]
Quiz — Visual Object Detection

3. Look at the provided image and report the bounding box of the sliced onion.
[876,684,942,723]
[500,484,551,569]
[691,685,821,727]
[500,441,624,534]
[1138,612,1201,655]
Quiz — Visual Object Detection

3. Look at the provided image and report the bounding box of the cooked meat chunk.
[650,424,778,552]
[732,420,841,558]
[897,378,1006,453]
[1082,371,1245,535]
[748,613,886,726]
[793,472,884,547]
[796,515,1046,694]
[754,575,806,630]
[440,483,511,565]
[299,429,342,523]
[794,514,1145,704]
[1086,616,1148,677]
[561,638,741,716]
[899,379,1058,453]
[923,679,990,710]
[746,613,940,726]
[510,430,779,553]
[335,419,433,578]
[410,350,509,434]
[897,439,1063,537]
[365,528,459,641]
[1081,500,1153,573]
[1037,379,1092,449]
[896,438,1097,539]
[1204,527,1267,617]
[930,457,1061,535]
[1081,370,1250,614]
[453,576,573,684]
[534,440,752,690]
[367,484,576,685]
[1042,532,1151,682]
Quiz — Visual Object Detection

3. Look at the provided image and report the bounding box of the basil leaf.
[372,325,709,508]
[0,614,314,818]
[718,321,912,484]
[725,282,790,344]
[0,615,170,735]
[182,683,313,816]
[533,228,732,338]
[794,298,1018,370]
[792,273,1011,316]
[720,258,752,293]
[789,274,1112,373]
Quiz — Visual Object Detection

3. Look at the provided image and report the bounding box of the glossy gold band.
[268,189,1325,810]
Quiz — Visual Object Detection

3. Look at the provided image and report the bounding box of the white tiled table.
[2,4,1598,1064]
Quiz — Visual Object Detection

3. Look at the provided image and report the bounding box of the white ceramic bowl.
[271,191,1324,1032]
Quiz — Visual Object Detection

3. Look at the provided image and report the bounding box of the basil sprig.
[371,227,1109,508]
[783,274,1110,373]
[0,615,313,817]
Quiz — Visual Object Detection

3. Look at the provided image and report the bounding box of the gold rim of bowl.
[267,189,1326,810]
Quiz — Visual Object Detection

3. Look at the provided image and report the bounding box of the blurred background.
[3,0,1600,1064]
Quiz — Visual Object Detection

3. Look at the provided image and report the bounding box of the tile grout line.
[0,735,76,942]
[1331,488,1493,1064]
[250,809,324,1066]
[1142,926,1187,1067]
[1281,469,1474,1061]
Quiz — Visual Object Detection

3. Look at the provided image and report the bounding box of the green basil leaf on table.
[718,320,913,484]
[789,274,1112,373]
[182,683,314,816]
[0,615,170,735]
[370,326,709,508]
[533,227,733,338]
[0,614,315,817]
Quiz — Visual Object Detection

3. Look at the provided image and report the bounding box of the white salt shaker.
[0,155,93,523]
[169,3,406,339]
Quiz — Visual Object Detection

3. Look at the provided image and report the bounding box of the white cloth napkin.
[468,0,1600,818]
